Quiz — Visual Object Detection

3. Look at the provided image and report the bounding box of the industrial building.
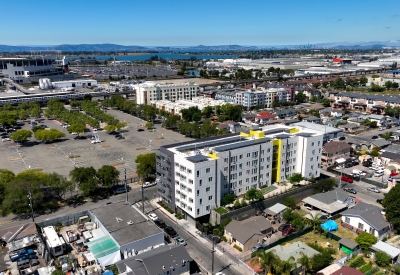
[156,124,324,224]
[86,201,165,266]
[134,81,199,105]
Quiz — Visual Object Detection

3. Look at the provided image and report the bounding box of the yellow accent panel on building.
[240,132,251,138]
[250,130,265,139]
[207,152,219,160]
[272,139,282,182]
[288,128,299,134]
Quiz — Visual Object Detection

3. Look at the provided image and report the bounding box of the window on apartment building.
[224,167,228,172]
[252,160,258,166]
[239,163,243,169]
[246,161,250,166]
[230,165,236,171]
[247,153,250,157]
[188,188,192,193]
[246,178,249,183]
[261,150,264,155]
[189,179,193,184]
[318,141,321,146]
[252,176,258,182]
[197,190,199,196]
[310,157,313,161]
[200,198,202,205]
[246,186,250,191]
[230,156,237,162]
[311,142,315,146]
[188,169,192,174]
[224,158,228,163]
[197,209,200,215]
[206,168,210,173]
[239,154,243,159]
[197,170,200,177]
[206,205,210,211]
[208,177,213,182]
[267,148,271,153]
[239,171,242,176]
[223,175,227,180]
[209,195,212,200]
[224,184,228,189]
[175,163,179,167]
[206,187,210,192]
[252,152,258,158]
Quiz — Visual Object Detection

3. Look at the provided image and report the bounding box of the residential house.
[302,188,355,216]
[242,113,257,123]
[302,115,321,123]
[371,241,400,262]
[341,202,390,238]
[263,203,287,221]
[224,218,272,252]
[317,265,363,275]
[255,111,277,124]
[115,245,192,275]
[347,117,366,126]
[381,151,400,164]
[322,141,351,165]
[384,144,400,154]
[282,118,300,125]
[273,108,297,119]
[265,242,320,275]
[338,238,359,254]
[223,120,241,133]
[294,121,344,143]
[338,123,361,133]
[370,138,391,150]
[365,114,388,127]
[216,123,230,132]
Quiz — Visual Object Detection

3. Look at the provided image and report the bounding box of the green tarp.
[87,235,119,259]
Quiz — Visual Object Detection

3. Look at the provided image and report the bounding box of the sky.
[3,0,400,46]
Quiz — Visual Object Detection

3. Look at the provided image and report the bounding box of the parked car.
[251,244,263,253]
[154,219,166,228]
[282,226,296,236]
[71,132,78,135]
[278,224,290,232]
[2,138,10,142]
[208,235,221,243]
[371,135,379,139]
[374,171,384,177]
[164,226,177,237]
[338,136,346,141]
[148,213,158,221]
[74,136,87,140]
[174,236,187,246]
[343,187,357,194]
[341,175,353,183]
[377,198,383,204]
[345,163,353,168]
[362,162,372,167]
[137,128,145,132]
[390,172,399,177]
[91,140,101,144]
[387,125,392,129]
[30,258,39,266]
[367,187,380,193]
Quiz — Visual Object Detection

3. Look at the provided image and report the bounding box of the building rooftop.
[225,218,272,245]
[116,245,191,275]
[302,189,355,214]
[323,141,351,154]
[294,121,342,134]
[342,202,388,231]
[266,241,320,268]
[371,241,400,259]
[90,201,162,246]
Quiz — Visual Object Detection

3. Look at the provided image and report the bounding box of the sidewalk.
[151,199,253,275]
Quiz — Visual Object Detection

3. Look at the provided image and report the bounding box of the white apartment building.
[156,125,323,224]
[150,97,226,115]
[134,81,199,105]
[234,88,291,108]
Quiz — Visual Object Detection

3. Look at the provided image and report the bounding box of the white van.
[374,171,384,177]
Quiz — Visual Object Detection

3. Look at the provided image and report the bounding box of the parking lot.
[333,162,392,184]
[0,109,193,179]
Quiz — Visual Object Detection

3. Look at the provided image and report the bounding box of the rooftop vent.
[127,220,133,225]
[116,217,123,223]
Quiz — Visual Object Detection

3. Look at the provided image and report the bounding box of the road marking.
[136,148,146,150]
[9,157,22,161]
[100,145,111,149]
[111,162,125,167]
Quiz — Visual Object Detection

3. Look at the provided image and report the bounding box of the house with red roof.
[255,111,277,125]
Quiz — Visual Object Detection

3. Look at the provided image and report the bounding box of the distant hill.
[0,41,399,52]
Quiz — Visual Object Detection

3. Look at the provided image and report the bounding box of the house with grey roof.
[294,121,344,143]
[381,151,400,164]
[384,144,400,154]
[322,141,351,165]
[341,202,390,238]
[302,188,355,215]
[115,245,192,275]
[224,217,272,252]
[338,123,361,133]
[302,115,321,123]
[265,241,320,275]
[370,138,391,150]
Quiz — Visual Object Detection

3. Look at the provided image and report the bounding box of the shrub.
[214,207,228,214]
[365,267,380,275]
[349,256,366,268]
[359,263,373,273]
[175,213,183,220]
[159,201,174,214]
[233,244,242,252]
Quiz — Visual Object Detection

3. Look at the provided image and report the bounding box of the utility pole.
[124,168,128,202]
[142,180,145,213]
[211,236,215,275]
[27,191,34,222]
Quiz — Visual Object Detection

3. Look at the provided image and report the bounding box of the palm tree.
[258,250,277,275]
[297,252,311,275]
[278,256,296,275]
[308,212,322,232]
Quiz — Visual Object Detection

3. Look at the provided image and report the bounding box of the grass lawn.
[333,218,358,241]
[295,208,309,217]
[214,206,228,214]
[261,185,277,194]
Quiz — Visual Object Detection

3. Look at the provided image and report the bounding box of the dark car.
[74,136,87,140]
[116,136,124,140]
[377,198,383,204]
[344,187,357,194]
[30,258,39,266]
[154,219,166,229]
[282,226,296,236]
[278,224,290,232]
[164,226,177,237]
[208,235,221,243]
[345,163,353,168]
[137,128,145,132]
[338,136,346,141]
[362,161,372,167]
[371,135,379,139]
[386,125,392,129]
[40,124,48,128]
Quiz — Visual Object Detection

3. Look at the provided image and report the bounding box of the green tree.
[374,251,391,267]
[217,128,230,136]
[308,211,322,232]
[233,199,241,209]
[145,122,154,129]
[0,169,15,206]
[355,232,378,252]
[245,188,263,202]
[0,111,18,127]
[201,106,214,118]
[115,122,127,131]
[67,123,86,135]
[321,98,331,107]
[283,196,297,209]
[313,82,321,89]
[192,112,202,122]
[221,193,235,205]
[314,178,336,193]
[381,131,393,140]
[51,269,65,275]
[70,167,98,196]
[10,129,32,142]
[278,257,296,275]
[254,250,278,275]
[135,152,156,180]
[359,76,368,86]
[295,92,306,103]
[288,173,303,184]
[46,173,73,200]
[383,184,400,233]
[297,252,311,275]
[200,120,217,138]
[104,125,116,133]
[97,165,120,188]
[34,129,66,142]
[385,81,393,90]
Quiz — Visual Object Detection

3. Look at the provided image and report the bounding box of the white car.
[91,140,101,144]
[359,172,367,176]
[174,236,187,246]
[71,132,78,135]
[93,128,98,132]
[367,187,380,193]
[148,213,158,221]
[2,138,10,142]
[374,172,384,177]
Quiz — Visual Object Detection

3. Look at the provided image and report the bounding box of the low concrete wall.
[210,184,315,224]
[36,210,89,228]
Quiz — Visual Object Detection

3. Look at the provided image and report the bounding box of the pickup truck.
[10,249,35,262]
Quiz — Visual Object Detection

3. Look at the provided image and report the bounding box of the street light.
[27,191,34,222]
[211,229,219,275]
